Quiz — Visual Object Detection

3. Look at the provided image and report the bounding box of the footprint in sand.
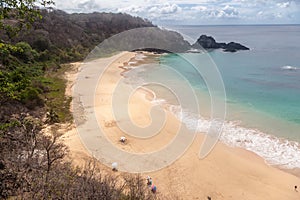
[104,120,117,127]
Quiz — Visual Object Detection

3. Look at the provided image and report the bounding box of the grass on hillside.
[43,64,73,123]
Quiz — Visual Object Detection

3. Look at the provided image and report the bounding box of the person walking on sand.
[295,185,298,192]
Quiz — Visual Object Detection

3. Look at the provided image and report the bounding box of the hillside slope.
[1,9,155,62]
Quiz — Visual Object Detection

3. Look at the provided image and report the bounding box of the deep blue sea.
[125,25,300,169]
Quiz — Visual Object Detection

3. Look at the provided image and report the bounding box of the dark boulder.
[193,35,220,49]
[225,42,249,51]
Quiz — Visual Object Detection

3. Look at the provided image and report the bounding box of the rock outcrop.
[192,35,249,52]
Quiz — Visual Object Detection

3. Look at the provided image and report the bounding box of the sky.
[53,0,300,25]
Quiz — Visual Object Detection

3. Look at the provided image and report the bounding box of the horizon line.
[160,23,300,27]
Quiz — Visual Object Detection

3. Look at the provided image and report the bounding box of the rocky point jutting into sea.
[130,31,250,54]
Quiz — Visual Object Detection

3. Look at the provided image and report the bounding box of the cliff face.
[193,35,249,52]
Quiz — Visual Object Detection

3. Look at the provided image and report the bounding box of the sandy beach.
[63,51,300,199]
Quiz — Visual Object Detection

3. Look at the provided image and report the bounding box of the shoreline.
[63,51,300,199]
[125,51,300,175]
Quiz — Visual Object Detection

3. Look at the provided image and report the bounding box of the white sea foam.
[123,66,148,86]
[166,104,300,169]
[281,65,298,71]
[151,98,166,105]
[128,61,137,66]
[135,53,147,61]
[125,56,300,169]
[122,66,135,70]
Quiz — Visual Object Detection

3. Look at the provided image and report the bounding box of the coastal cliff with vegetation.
[0,7,165,199]
[1,9,154,62]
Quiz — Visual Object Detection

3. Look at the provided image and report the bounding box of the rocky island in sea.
[192,34,250,52]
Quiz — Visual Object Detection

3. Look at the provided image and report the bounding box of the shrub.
[32,37,51,52]
[14,42,39,63]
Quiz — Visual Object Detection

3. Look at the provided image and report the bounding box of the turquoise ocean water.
[124,25,300,169]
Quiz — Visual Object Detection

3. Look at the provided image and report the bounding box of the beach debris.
[120,136,127,143]
[112,162,118,171]
[207,196,212,200]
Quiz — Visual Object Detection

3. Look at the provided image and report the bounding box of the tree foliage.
[0,0,54,38]
[0,115,162,199]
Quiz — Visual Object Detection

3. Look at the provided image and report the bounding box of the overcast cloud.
[53,0,300,25]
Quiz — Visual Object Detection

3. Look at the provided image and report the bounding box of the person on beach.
[112,162,118,171]
[146,176,153,186]
[120,136,126,143]
[295,185,298,192]
[151,185,157,193]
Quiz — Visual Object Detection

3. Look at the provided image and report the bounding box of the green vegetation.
[2,9,154,62]
[0,7,155,122]
[0,41,69,120]
[0,2,167,199]
[43,64,73,123]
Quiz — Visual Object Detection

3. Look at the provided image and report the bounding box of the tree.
[123,174,157,200]
[0,0,54,38]
[41,132,67,175]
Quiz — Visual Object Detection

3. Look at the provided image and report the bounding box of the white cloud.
[276,12,283,18]
[148,3,181,14]
[191,5,207,11]
[277,2,290,8]
[116,3,184,23]
[52,0,300,25]
[190,4,239,19]
[117,3,182,16]
[221,5,239,17]
[78,0,100,11]
[117,5,143,13]
[161,3,181,14]
[257,11,264,16]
